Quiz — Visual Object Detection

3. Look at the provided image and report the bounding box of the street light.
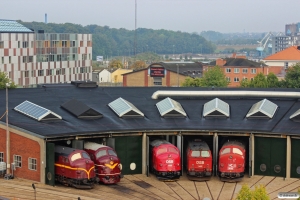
[5,82,10,176]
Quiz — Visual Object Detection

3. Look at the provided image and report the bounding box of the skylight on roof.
[61,99,103,119]
[203,98,230,118]
[289,109,300,120]
[14,100,62,121]
[108,97,144,118]
[246,99,278,119]
[156,97,186,118]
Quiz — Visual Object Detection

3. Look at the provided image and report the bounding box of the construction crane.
[256,32,273,57]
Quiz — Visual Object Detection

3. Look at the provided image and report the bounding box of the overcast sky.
[1,0,299,33]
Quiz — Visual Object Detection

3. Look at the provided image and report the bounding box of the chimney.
[216,58,226,66]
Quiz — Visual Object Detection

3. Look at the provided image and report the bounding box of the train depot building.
[1,82,300,185]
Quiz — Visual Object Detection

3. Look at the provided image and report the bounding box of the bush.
[236,184,269,200]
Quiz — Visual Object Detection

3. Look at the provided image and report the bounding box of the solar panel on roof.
[156,97,186,118]
[246,99,278,119]
[108,97,144,118]
[0,20,33,33]
[203,98,230,118]
[290,109,300,120]
[14,100,62,121]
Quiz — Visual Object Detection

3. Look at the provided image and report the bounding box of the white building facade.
[0,20,92,87]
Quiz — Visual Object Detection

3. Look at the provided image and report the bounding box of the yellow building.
[111,68,133,83]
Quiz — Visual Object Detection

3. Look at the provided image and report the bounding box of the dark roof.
[221,141,245,149]
[210,58,267,67]
[150,140,171,147]
[123,62,203,78]
[2,86,300,139]
[188,140,210,151]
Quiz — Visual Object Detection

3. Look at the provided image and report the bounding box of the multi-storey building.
[0,19,92,87]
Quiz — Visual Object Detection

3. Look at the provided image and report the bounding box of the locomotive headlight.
[159,163,163,167]
[118,164,122,170]
[177,163,180,166]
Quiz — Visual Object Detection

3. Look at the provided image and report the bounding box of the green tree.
[251,73,268,88]
[266,72,280,88]
[181,77,202,87]
[0,71,17,89]
[200,66,229,87]
[235,184,269,200]
[129,60,147,70]
[283,63,300,88]
[239,79,251,88]
[109,59,123,69]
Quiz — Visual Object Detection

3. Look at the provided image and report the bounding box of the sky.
[1,0,300,33]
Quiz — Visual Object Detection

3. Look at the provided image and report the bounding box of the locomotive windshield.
[96,149,107,158]
[191,150,210,157]
[220,148,231,155]
[70,153,82,161]
[108,149,117,156]
[233,148,243,155]
[157,147,167,155]
[82,152,91,159]
[169,147,178,154]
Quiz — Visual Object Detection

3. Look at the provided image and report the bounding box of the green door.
[254,137,286,177]
[115,136,142,175]
[291,138,300,178]
[45,142,55,186]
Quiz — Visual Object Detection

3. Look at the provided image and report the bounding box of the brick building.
[122,62,203,87]
[0,19,92,87]
[211,54,283,87]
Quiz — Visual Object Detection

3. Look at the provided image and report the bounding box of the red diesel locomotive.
[150,140,181,180]
[218,141,246,181]
[54,145,97,189]
[186,139,212,181]
[84,142,122,184]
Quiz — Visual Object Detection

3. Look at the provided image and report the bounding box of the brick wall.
[0,128,40,181]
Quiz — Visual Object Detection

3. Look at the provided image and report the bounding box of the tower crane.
[256,32,273,57]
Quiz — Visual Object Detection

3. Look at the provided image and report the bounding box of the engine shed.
[0,83,300,185]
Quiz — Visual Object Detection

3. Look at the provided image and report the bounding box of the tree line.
[18,21,216,59]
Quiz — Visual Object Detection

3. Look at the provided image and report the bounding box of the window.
[62,41,67,47]
[22,56,27,63]
[18,41,20,48]
[28,158,37,171]
[49,55,54,62]
[251,78,254,81]
[38,70,44,76]
[234,68,240,73]
[22,41,28,48]
[153,77,162,86]
[108,150,117,156]
[56,69,61,75]
[31,41,34,48]
[57,55,62,61]
[82,152,91,159]
[0,41,4,48]
[201,150,210,158]
[82,54,87,60]
[234,77,240,82]
[9,56,11,64]
[23,71,29,78]
[191,150,200,157]
[14,155,22,168]
[28,56,33,63]
[226,68,231,73]
[220,148,230,155]
[31,71,34,77]
[285,62,288,69]
[226,77,231,82]
[96,150,107,158]
[233,148,243,155]
[1,57,3,64]
[242,77,248,81]
[251,69,257,74]
[157,148,167,155]
[47,69,54,76]
[0,152,3,162]
[80,67,85,73]
[242,69,248,73]
[169,147,178,154]
[70,153,81,162]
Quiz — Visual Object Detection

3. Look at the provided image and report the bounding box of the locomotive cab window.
[82,152,91,159]
[233,148,243,155]
[168,147,178,154]
[201,151,210,157]
[96,149,107,158]
[108,149,117,156]
[220,148,231,155]
[157,148,167,155]
[191,150,200,157]
[71,153,82,161]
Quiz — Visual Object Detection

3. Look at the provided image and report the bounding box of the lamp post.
[6,82,10,176]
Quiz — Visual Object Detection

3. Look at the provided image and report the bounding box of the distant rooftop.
[0,19,33,33]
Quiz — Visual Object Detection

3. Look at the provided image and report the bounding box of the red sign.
[150,67,165,77]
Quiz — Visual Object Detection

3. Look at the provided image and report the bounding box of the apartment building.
[0,19,92,87]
